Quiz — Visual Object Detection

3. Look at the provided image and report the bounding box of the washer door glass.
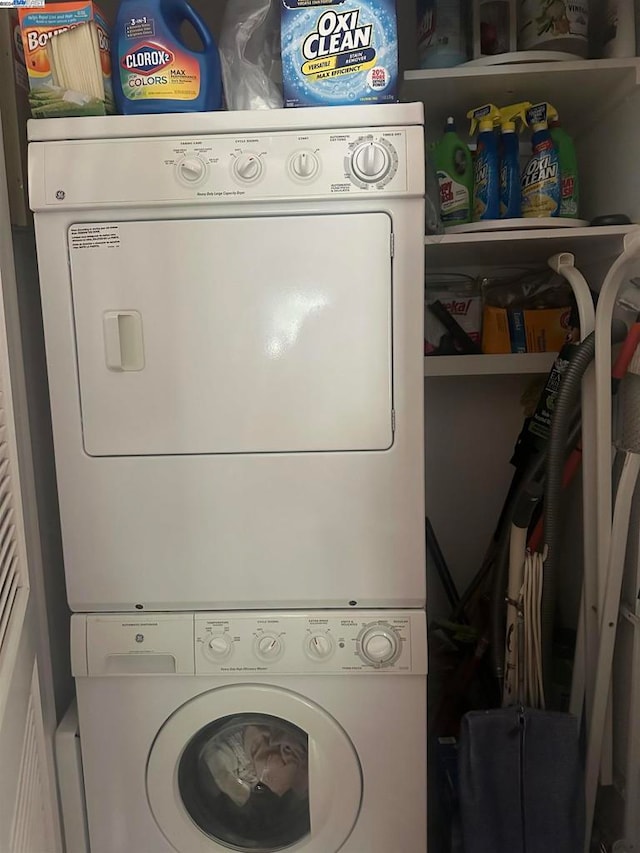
[179,714,310,851]
[147,685,362,853]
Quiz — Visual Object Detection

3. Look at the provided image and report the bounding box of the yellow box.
[482,305,511,354]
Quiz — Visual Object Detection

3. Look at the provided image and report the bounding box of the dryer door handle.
[103,311,145,372]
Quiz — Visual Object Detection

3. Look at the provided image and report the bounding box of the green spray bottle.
[550,116,580,219]
[433,116,473,225]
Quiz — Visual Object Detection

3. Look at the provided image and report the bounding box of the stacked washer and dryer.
[29,102,427,853]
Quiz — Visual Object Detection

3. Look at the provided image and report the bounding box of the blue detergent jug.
[112,0,222,114]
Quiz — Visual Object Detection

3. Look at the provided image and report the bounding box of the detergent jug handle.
[175,0,213,53]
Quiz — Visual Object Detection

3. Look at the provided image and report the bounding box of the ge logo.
[135,633,144,643]
[55,190,65,200]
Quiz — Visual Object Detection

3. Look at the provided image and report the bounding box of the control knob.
[289,150,320,181]
[205,634,233,661]
[177,157,207,184]
[351,141,392,183]
[254,633,284,662]
[233,153,263,183]
[358,624,400,667]
[305,632,335,661]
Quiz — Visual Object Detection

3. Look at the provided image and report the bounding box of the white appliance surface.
[55,701,90,853]
[72,609,428,853]
[27,102,424,141]
[30,106,426,611]
[70,214,393,456]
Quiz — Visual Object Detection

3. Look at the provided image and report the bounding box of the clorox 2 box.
[281,0,398,108]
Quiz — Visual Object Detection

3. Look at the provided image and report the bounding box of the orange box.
[18,2,113,117]
[524,307,572,353]
[482,304,572,353]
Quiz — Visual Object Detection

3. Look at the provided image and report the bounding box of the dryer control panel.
[71,610,427,677]
[30,125,425,209]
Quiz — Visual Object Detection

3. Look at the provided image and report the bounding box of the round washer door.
[147,684,363,853]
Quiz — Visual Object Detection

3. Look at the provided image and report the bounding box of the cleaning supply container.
[518,0,588,56]
[418,0,468,67]
[550,116,579,218]
[280,0,398,108]
[468,103,501,221]
[521,102,560,218]
[434,116,473,225]
[112,0,222,114]
[499,101,530,219]
[602,0,635,56]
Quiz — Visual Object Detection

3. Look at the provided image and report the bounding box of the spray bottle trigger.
[500,101,532,133]
[467,103,501,136]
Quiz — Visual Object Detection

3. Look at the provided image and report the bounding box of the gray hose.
[542,332,595,699]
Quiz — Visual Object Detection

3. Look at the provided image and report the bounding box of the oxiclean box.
[281,0,398,108]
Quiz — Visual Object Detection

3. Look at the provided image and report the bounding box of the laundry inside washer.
[179,714,310,850]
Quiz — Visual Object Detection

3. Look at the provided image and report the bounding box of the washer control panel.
[73,611,427,677]
[38,126,416,207]
[195,611,421,675]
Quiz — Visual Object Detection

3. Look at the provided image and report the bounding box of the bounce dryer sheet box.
[18,2,114,118]
[281,0,398,108]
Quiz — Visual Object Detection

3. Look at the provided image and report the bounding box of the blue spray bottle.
[467,104,501,221]
[521,102,561,218]
[499,101,531,219]
[112,0,223,115]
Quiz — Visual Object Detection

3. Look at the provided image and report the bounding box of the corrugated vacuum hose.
[542,331,596,697]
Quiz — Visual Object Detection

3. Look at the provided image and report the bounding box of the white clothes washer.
[29,104,426,613]
[71,609,427,853]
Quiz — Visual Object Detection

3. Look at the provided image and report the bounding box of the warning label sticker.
[70,224,120,251]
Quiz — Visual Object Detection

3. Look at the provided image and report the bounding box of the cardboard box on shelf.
[425,290,482,355]
[482,304,572,354]
[280,0,398,108]
[18,2,114,118]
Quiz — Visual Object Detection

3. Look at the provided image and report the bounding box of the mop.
[520,548,546,710]
[502,490,545,710]
[459,310,592,852]
[459,489,584,853]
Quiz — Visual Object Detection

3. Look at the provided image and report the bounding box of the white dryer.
[71,609,427,853]
[29,103,426,612]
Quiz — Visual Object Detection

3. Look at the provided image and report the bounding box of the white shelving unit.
[424,352,556,377]
[422,226,639,378]
[404,57,640,140]
[405,40,640,848]
[424,225,637,269]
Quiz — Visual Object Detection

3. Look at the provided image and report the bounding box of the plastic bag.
[219,0,283,111]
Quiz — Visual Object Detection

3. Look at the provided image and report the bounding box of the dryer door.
[147,685,362,853]
[69,213,393,457]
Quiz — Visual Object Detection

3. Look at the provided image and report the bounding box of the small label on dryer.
[70,224,121,251]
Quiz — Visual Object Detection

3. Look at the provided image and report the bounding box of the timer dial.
[357,623,401,668]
